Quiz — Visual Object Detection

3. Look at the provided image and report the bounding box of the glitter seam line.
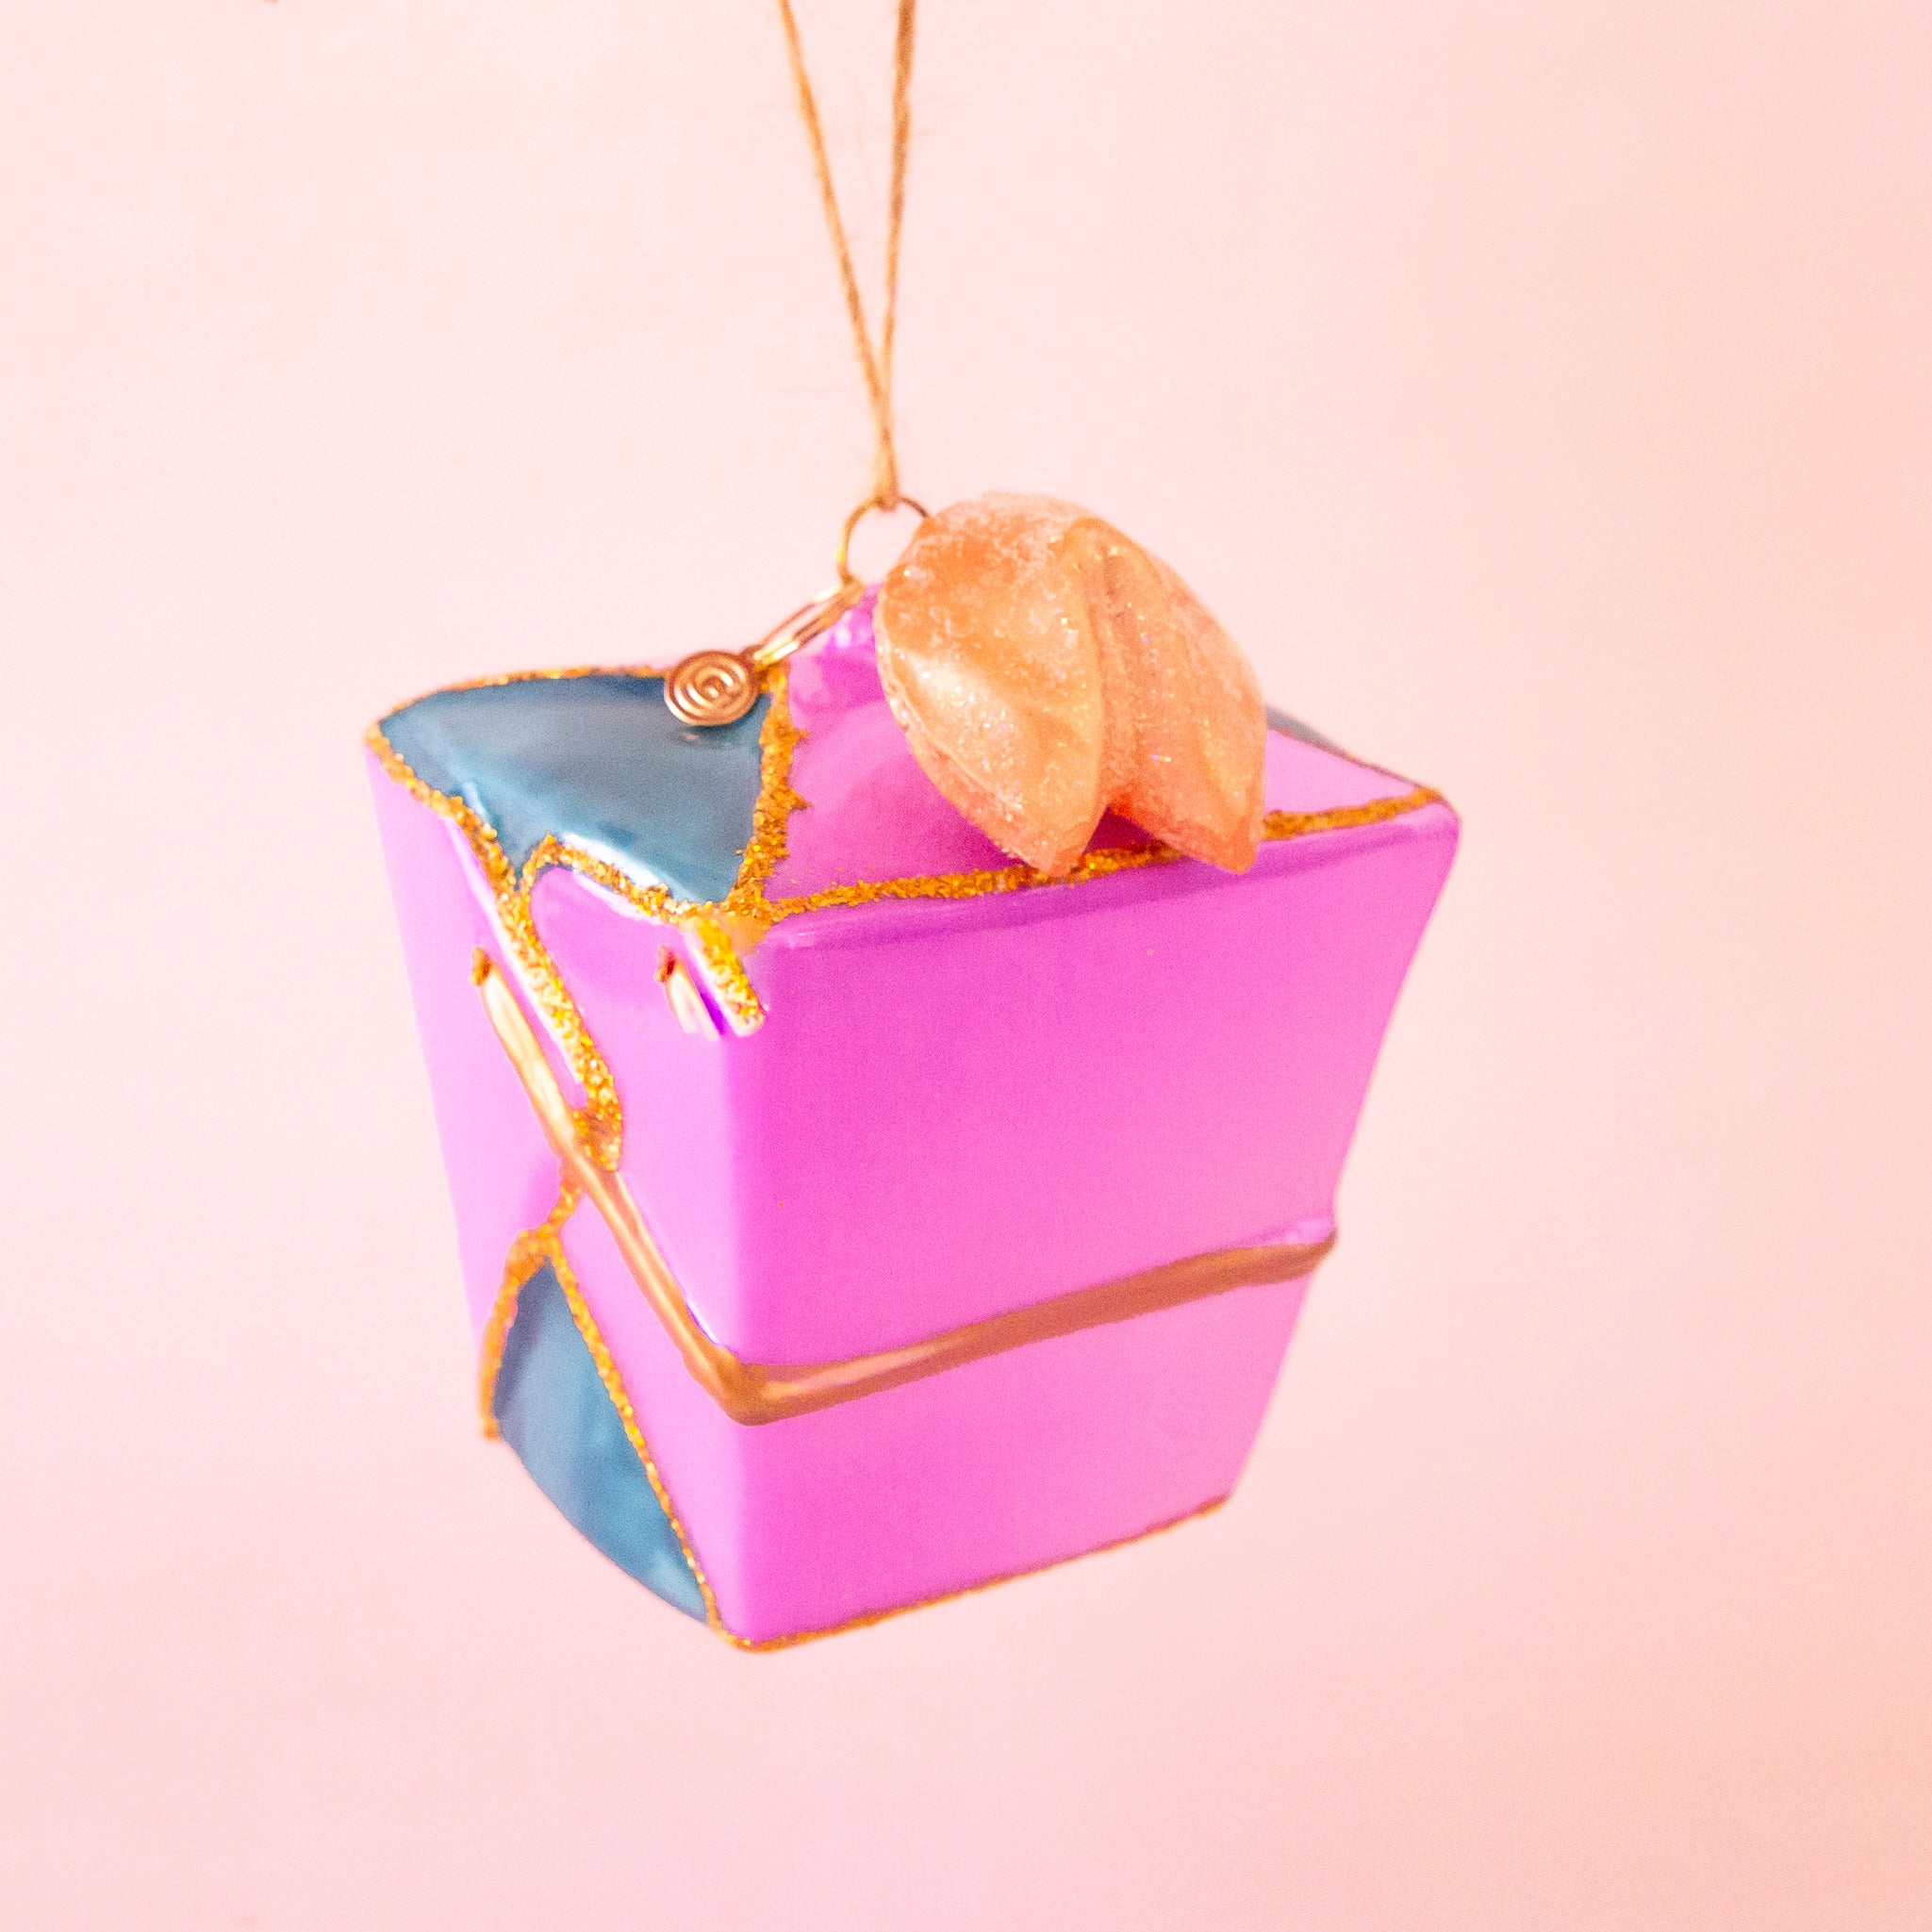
[476,1187,727,1638]
[368,661,1447,1037]
[475,1180,582,1436]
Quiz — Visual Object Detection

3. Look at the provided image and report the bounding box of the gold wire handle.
[663,7,928,730]
[472,948,1335,1425]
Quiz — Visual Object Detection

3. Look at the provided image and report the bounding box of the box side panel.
[707,805,1456,1362]
[367,758,564,1342]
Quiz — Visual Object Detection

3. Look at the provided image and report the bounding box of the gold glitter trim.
[473,1182,726,1637]
[1263,787,1445,843]
[475,1180,582,1438]
[547,1229,726,1636]
[372,661,1448,1043]
[721,668,807,916]
[762,787,1445,919]
[726,1494,1228,1653]
[379,660,675,716]
[470,951,1296,1645]
[523,836,683,929]
[366,723,626,1163]
[681,914,768,1034]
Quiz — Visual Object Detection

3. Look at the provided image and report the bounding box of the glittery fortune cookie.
[875,494,1269,876]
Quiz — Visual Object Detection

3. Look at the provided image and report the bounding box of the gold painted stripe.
[473,950,1333,1428]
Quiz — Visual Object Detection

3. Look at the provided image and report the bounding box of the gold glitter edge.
[682,916,768,1033]
[367,725,625,1163]
[721,666,807,913]
[369,703,1445,939]
[724,1494,1228,1653]
[476,1191,726,1636]
[475,1181,583,1437]
[371,715,1441,1150]
[550,1231,726,1637]
[763,786,1448,919]
[374,660,676,722]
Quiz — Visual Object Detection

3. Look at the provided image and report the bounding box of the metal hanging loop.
[835,494,931,590]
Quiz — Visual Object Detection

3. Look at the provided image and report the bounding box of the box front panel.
[607,806,1458,1363]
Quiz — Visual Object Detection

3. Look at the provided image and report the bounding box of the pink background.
[3,3,1927,1925]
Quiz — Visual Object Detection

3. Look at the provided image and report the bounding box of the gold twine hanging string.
[775,0,918,511]
[661,3,922,729]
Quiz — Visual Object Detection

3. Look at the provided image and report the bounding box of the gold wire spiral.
[660,498,924,728]
[664,650,759,727]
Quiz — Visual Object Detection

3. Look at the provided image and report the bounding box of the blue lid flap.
[379,672,768,905]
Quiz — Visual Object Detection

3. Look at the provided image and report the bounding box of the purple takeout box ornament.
[367,590,1456,1648]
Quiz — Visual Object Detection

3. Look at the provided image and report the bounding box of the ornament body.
[368,591,1456,1645]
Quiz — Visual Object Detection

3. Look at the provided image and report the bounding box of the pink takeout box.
[367,594,1456,1647]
